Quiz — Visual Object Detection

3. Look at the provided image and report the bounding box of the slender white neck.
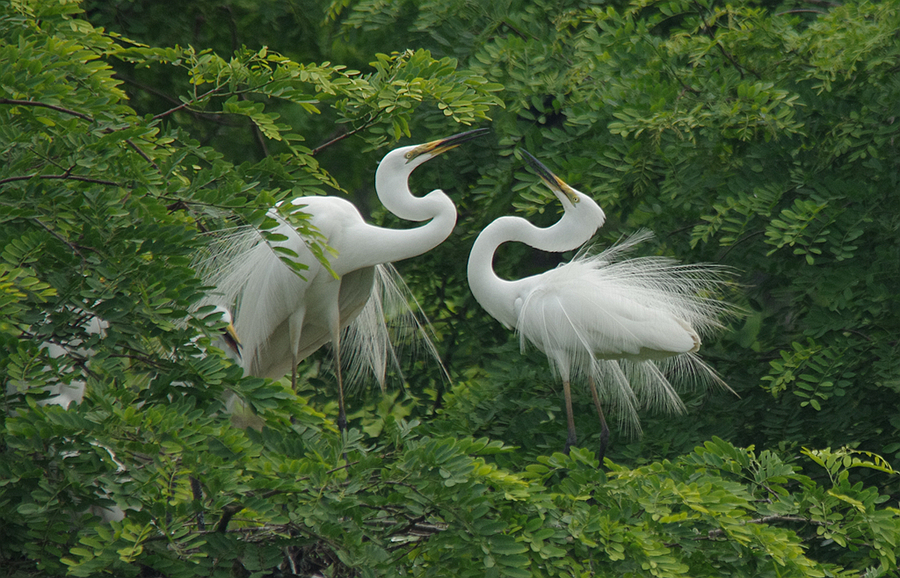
[346,153,457,266]
[376,160,442,222]
[467,203,603,327]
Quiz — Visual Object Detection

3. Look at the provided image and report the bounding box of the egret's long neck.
[467,209,601,327]
[368,164,458,264]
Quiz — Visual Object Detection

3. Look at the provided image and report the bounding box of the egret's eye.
[559,184,579,204]
[404,151,413,160]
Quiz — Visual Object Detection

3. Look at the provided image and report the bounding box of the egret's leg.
[288,308,306,392]
[332,328,350,465]
[588,376,610,463]
[562,379,577,454]
[332,330,348,433]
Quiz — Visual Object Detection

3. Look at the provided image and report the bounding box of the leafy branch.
[0,98,158,169]
[0,172,122,187]
[690,1,762,81]
[0,98,93,121]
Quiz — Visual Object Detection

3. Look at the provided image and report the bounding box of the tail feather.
[341,263,449,394]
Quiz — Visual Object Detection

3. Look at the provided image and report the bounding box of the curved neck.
[335,167,457,273]
[376,163,440,222]
[467,217,527,320]
[351,192,457,269]
[467,209,601,327]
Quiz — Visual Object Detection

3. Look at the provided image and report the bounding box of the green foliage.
[3,0,900,576]
[356,0,900,461]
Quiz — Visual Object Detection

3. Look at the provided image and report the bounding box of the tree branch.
[691,1,762,81]
[775,9,827,15]
[0,99,159,170]
[310,113,381,156]
[694,515,827,543]
[152,86,225,121]
[124,139,159,170]
[500,20,537,42]
[0,98,93,121]
[0,173,122,187]
[30,218,95,268]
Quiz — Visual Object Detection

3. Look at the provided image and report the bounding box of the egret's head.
[522,150,606,225]
[522,150,580,208]
[210,305,242,358]
[221,319,242,359]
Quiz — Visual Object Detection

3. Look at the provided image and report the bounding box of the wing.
[516,261,700,363]
[198,198,448,388]
[514,231,734,434]
[196,199,362,377]
[517,231,731,361]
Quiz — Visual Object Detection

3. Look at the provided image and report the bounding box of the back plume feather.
[194,224,447,394]
[515,230,737,435]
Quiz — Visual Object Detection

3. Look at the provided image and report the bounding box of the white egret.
[3,305,241,524]
[202,129,487,430]
[467,151,732,459]
[4,311,106,408]
[5,305,241,409]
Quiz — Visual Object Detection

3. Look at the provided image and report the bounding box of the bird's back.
[515,246,715,364]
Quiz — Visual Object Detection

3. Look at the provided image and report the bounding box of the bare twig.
[0,98,93,121]
[152,86,224,121]
[311,123,370,156]
[107,352,170,370]
[118,76,186,107]
[699,515,826,541]
[0,173,122,187]
[500,20,537,41]
[775,9,827,15]
[715,42,762,81]
[240,92,270,157]
[801,0,839,6]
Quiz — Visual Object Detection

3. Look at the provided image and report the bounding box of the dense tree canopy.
[2,0,899,576]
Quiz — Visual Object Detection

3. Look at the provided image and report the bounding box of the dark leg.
[588,376,610,463]
[333,337,350,464]
[334,337,347,433]
[562,380,577,454]
[289,317,301,392]
[287,358,299,427]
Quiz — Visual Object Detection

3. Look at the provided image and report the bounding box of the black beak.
[522,150,580,204]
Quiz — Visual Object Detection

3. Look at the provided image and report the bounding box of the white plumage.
[4,311,106,408]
